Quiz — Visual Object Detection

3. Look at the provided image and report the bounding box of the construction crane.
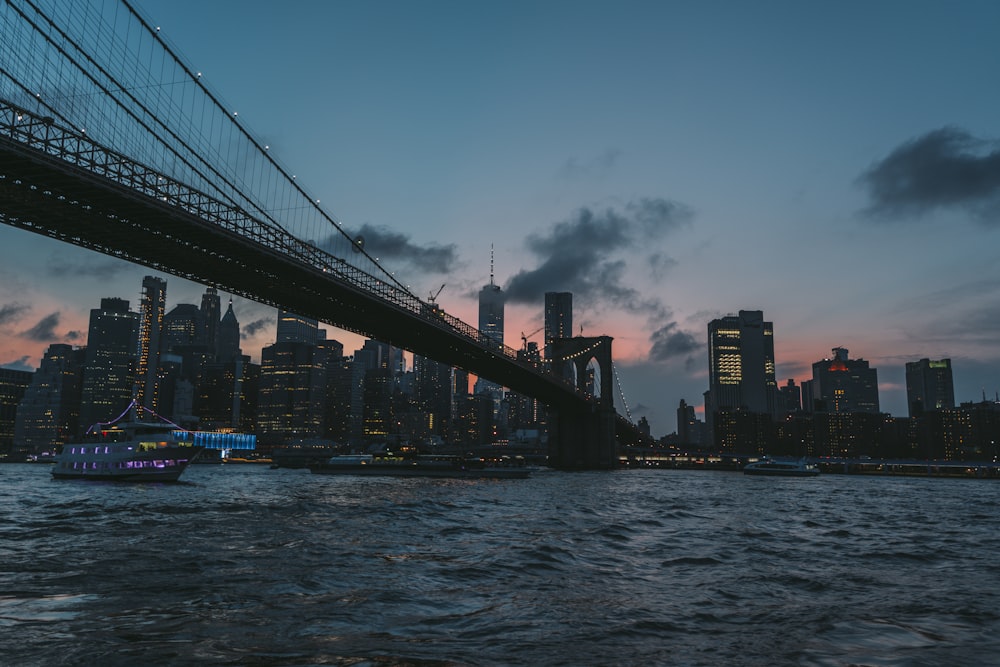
[521,326,543,351]
[428,284,445,304]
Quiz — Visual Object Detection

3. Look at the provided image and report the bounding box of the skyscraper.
[414,354,453,438]
[257,340,328,442]
[544,292,573,361]
[478,250,505,348]
[217,298,242,363]
[200,286,221,355]
[276,310,320,345]
[0,367,32,457]
[905,358,954,417]
[161,304,204,352]
[810,347,880,414]
[136,276,167,414]
[475,248,505,400]
[706,310,777,417]
[79,297,138,431]
[15,344,85,453]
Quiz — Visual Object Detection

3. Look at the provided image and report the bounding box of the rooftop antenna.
[490,243,495,286]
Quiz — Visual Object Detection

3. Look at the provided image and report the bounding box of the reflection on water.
[2,463,1000,666]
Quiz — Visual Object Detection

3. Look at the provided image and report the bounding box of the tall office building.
[905,358,954,417]
[544,292,573,362]
[414,354,453,438]
[276,310,320,345]
[478,252,505,348]
[161,304,204,351]
[200,287,221,356]
[810,347,880,414]
[136,276,167,415]
[677,399,704,446]
[0,368,33,457]
[475,249,505,399]
[217,298,242,363]
[257,340,329,442]
[14,344,85,453]
[706,310,777,417]
[350,339,402,441]
[79,297,139,431]
[778,379,802,413]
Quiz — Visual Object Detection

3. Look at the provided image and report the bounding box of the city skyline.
[1,1,999,436]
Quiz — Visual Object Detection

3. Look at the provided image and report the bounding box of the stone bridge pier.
[548,336,618,470]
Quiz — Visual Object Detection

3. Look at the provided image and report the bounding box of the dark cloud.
[241,318,270,338]
[648,253,678,281]
[20,312,61,342]
[630,402,651,416]
[648,322,700,363]
[47,256,132,278]
[0,302,30,326]
[858,126,1000,222]
[1,355,33,372]
[65,330,83,341]
[505,198,693,307]
[344,223,459,274]
[776,360,811,379]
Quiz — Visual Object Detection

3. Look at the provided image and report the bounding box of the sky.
[2,0,999,437]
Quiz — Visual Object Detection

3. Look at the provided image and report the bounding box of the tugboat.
[51,403,203,482]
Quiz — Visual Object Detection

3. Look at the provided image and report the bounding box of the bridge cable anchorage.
[612,362,633,423]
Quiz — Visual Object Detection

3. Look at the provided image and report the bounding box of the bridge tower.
[548,336,618,469]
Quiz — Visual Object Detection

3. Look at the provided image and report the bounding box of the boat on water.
[309,454,531,479]
[743,457,820,477]
[52,419,204,483]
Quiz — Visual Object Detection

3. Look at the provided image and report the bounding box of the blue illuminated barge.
[309,454,531,479]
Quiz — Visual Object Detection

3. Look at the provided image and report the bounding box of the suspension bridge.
[0,0,650,468]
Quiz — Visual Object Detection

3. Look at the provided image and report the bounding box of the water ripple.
[3,464,1000,665]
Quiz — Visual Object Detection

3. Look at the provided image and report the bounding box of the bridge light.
[197,72,202,78]
[233,111,238,116]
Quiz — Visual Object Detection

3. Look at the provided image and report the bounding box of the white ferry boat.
[51,421,204,482]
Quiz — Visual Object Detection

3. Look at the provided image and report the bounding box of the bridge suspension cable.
[612,362,633,423]
[0,0,413,295]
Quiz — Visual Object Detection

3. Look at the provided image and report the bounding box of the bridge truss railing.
[1,100,581,398]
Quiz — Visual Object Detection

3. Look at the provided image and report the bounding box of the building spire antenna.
[490,243,495,286]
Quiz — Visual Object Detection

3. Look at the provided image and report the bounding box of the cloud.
[648,322,700,363]
[20,312,61,341]
[504,198,694,308]
[858,126,1000,222]
[0,302,30,326]
[630,402,651,417]
[1,355,33,372]
[342,223,459,274]
[648,253,678,281]
[241,318,270,338]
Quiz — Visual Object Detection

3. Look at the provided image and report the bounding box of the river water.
[2,463,999,666]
